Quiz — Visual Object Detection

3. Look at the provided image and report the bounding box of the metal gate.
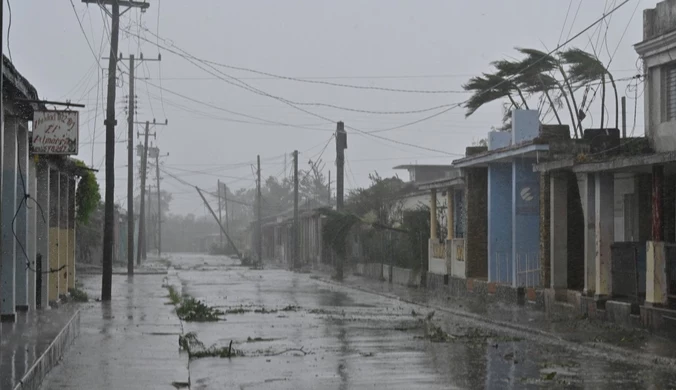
[610,242,646,303]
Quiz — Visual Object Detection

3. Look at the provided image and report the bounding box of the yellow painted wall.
[59,228,68,295]
[48,227,59,302]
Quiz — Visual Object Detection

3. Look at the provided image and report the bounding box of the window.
[665,65,676,121]
[454,189,466,239]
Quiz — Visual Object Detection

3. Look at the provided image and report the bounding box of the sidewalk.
[39,264,189,390]
[0,304,79,390]
[314,269,676,366]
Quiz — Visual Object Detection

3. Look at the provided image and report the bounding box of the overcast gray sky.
[4,0,649,215]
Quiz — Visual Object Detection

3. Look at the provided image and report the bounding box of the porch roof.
[416,176,464,191]
[452,141,549,168]
[534,151,676,174]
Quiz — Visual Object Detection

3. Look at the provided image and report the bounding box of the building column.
[646,165,668,306]
[1,118,18,321]
[15,124,29,311]
[447,189,454,240]
[430,189,437,239]
[550,173,568,290]
[595,172,614,300]
[68,177,76,289]
[27,157,37,309]
[59,173,69,296]
[49,169,60,304]
[581,173,596,296]
[36,161,50,308]
[652,165,664,241]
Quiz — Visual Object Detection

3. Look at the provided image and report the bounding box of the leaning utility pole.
[335,122,347,280]
[85,0,149,300]
[293,150,299,270]
[256,155,262,267]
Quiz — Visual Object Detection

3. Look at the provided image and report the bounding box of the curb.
[14,309,81,390]
[315,276,676,370]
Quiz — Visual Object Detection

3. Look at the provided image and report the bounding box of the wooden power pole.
[335,122,347,280]
[85,0,149,300]
[116,52,160,275]
[293,150,299,270]
[136,121,154,264]
[126,54,135,276]
[256,155,262,267]
[217,179,223,248]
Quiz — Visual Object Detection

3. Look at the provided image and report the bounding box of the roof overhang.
[453,143,549,168]
[534,151,676,174]
[417,176,465,191]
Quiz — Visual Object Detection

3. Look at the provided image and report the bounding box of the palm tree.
[462,72,527,118]
[559,47,618,130]
[515,48,582,138]
[492,59,562,125]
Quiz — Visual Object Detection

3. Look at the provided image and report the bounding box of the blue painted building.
[454,110,547,288]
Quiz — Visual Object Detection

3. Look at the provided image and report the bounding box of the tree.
[514,47,582,137]
[559,47,618,130]
[462,72,527,118]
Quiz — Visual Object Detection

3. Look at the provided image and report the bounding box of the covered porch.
[536,149,676,321]
[418,173,465,279]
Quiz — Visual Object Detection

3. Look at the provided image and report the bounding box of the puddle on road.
[167,257,676,389]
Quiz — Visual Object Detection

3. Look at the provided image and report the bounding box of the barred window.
[666,65,676,121]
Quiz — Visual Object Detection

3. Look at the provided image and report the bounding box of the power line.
[124,3,628,157]
[70,0,101,68]
[123,27,462,115]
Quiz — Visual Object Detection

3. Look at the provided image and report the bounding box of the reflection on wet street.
[167,254,676,389]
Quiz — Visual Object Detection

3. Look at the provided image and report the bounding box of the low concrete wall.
[428,257,447,275]
[15,310,81,390]
[361,263,383,280]
[391,266,422,287]
[427,273,446,291]
[354,263,365,275]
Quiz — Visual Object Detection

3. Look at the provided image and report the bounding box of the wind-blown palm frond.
[560,47,618,129]
[559,48,606,84]
[462,73,517,118]
[516,47,581,136]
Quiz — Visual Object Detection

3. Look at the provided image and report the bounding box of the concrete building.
[522,0,676,329]
[0,56,86,320]
[260,200,328,268]
[453,110,556,289]
[417,168,466,280]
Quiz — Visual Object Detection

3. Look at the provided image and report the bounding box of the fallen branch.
[268,347,308,356]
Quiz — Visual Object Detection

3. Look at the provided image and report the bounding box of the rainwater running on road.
[167,253,676,389]
[39,253,676,389]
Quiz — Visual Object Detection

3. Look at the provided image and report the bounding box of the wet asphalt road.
[164,254,676,389]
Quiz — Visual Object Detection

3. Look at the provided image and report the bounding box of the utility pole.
[256,155,262,267]
[293,150,299,270]
[217,179,223,248]
[151,146,166,257]
[328,170,331,205]
[335,122,347,280]
[223,183,229,237]
[134,119,166,264]
[113,52,160,275]
[86,0,149,300]
[137,121,154,265]
[621,96,627,139]
[126,54,135,276]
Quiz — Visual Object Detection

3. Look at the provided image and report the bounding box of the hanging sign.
[32,110,79,155]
